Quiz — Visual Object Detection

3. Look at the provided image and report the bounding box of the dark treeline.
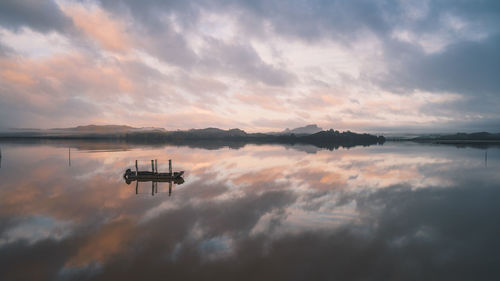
[0,127,385,150]
[404,132,500,149]
[412,132,500,143]
[123,128,385,150]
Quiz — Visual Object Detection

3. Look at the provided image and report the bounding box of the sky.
[0,0,499,133]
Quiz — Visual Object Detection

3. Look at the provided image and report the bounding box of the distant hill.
[0,125,165,137]
[186,128,247,137]
[53,125,138,133]
[283,124,323,135]
[435,132,500,141]
[0,124,385,149]
[270,124,323,135]
[412,132,500,144]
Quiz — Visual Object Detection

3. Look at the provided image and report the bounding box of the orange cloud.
[62,4,131,52]
[320,94,344,106]
[232,166,287,186]
[1,52,137,101]
[1,69,35,86]
[66,220,135,267]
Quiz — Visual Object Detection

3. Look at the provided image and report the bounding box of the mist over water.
[0,141,499,281]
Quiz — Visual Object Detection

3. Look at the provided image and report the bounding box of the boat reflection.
[123,159,185,196]
[125,177,185,196]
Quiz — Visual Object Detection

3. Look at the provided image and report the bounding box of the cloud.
[384,34,500,96]
[199,38,295,86]
[137,21,199,68]
[0,41,13,56]
[0,0,499,131]
[0,0,73,33]
[61,2,132,52]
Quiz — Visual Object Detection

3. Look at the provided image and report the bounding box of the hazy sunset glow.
[0,0,499,132]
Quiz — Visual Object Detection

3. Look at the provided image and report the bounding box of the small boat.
[123,169,184,181]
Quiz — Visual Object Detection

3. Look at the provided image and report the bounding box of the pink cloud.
[61,3,131,52]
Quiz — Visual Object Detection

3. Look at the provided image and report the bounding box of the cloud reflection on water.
[0,142,499,280]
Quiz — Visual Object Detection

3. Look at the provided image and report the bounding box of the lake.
[0,141,499,281]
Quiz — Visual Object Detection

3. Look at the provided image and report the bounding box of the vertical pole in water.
[485,151,488,168]
[136,180,138,194]
[155,159,158,173]
[135,160,138,176]
[169,181,172,196]
[169,159,172,176]
[68,147,71,167]
[151,160,154,173]
[152,181,154,196]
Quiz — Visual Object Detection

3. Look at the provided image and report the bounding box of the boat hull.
[123,169,184,183]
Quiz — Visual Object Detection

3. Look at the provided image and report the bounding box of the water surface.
[0,141,499,280]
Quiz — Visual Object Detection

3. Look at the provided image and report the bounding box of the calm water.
[0,141,499,281]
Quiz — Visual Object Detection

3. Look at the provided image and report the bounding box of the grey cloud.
[1,0,500,130]
[370,33,500,130]
[0,41,13,56]
[121,0,494,44]
[98,0,196,26]
[417,95,500,129]
[99,0,392,42]
[139,26,199,68]
[382,34,500,96]
[230,0,390,41]
[99,1,295,86]
[96,0,500,90]
[0,0,72,33]
[200,39,295,86]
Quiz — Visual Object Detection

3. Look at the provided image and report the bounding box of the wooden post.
[169,181,172,196]
[169,159,172,176]
[152,181,154,196]
[151,160,154,172]
[155,159,158,173]
[135,180,138,194]
[135,160,138,175]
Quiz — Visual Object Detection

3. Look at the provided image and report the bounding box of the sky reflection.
[0,142,499,280]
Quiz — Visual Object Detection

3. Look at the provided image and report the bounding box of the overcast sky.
[0,0,499,132]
